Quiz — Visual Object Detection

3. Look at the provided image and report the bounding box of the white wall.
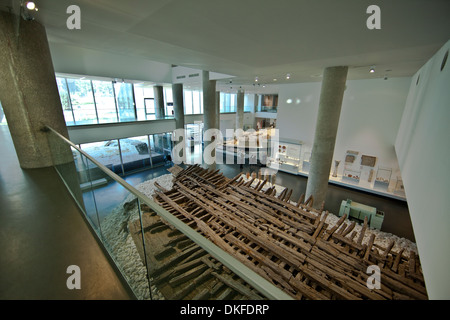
[276,77,411,177]
[395,40,450,299]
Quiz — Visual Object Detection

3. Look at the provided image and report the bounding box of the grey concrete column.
[153,85,165,119]
[172,83,185,162]
[0,11,71,168]
[305,66,348,209]
[215,91,220,131]
[202,71,217,170]
[236,90,245,131]
[253,94,259,129]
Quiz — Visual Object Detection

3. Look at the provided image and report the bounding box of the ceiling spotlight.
[273,78,277,82]
[369,66,375,73]
[255,77,259,82]
[286,73,291,80]
[26,1,36,10]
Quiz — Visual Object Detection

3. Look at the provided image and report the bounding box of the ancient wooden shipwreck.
[129,164,427,300]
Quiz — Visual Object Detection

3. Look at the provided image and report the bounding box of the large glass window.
[193,90,201,114]
[184,90,193,114]
[119,136,151,174]
[56,77,75,125]
[66,78,98,125]
[164,87,174,117]
[220,92,237,113]
[0,101,7,126]
[114,82,135,122]
[134,85,155,121]
[244,94,254,112]
[92,80,117,123]
[79,140,123,175]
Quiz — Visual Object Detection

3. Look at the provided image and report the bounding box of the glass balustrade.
[46,126,292,300]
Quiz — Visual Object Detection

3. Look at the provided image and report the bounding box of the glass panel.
[193,90,201,114]
[134,85,155,121]
[114,82,136,122]
[244,94,253,112]
[74,149,102,233]
[85,158,152,299]
[79,140,123,176]
[144,98,156,120]
[66,78,98,125]
[119,136,152,174]
[56,77,75,125]
[164,87,174,117]
[184,90,193,114]
[46,127,293,301]
[92,80,117,124]
[230,93,237,112]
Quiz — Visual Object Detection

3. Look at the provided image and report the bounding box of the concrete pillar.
[0,11,71,169]
[305,66,348,209]
[236,90,245,131]
[172,83,185,163]
[253,94,259,129]
[153,85,165,119]
[215,91,220,131]
[202,71,217,170]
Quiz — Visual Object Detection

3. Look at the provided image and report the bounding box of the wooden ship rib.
[128,164,428,300]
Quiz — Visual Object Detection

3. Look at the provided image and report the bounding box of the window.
[114,82,135,122]
[184,90,193,114]
[66,78,98,125]
[220,92,237,113]
[244,94,254,112]
[92,80,117,123]
[56,77,75,125]
[164,87,174,117]
[193,90,201,114]
[79,140,122,175]
[119,136,151,174]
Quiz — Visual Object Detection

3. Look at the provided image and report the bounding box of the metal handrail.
[47,126,293,300]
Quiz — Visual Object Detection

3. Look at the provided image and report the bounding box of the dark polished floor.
[0,125,133,300]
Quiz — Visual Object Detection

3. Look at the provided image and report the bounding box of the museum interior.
[0,0,449,301]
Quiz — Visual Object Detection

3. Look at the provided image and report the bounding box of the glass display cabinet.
[342,168,361,184]
[374,167,392,190]
[268,140,302,174]
[302,152,311,173]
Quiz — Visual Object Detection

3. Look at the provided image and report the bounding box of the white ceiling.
[1,0,449,88]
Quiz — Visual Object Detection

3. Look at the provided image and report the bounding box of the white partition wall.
[395,40,450,299]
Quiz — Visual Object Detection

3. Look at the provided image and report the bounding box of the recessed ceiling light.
[273,78,277,82]
[369,66,375,73]
[286,73,291,80]
[255,77,258,82]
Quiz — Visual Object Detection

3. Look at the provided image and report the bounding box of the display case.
[302,152,311,173]
[342,168,361,184]
[374,167,392,191]
[268,140,302,174]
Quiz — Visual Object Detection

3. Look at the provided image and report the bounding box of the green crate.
[338,199,384,230]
